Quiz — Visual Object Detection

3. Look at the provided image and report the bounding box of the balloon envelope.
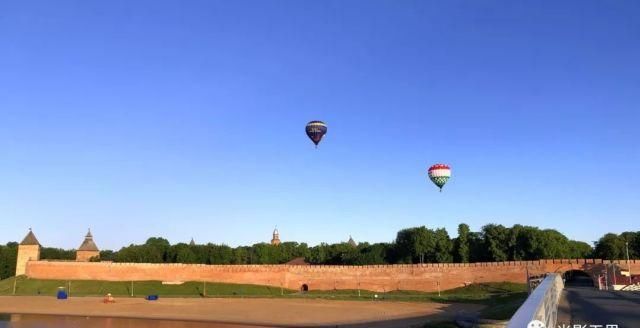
[428,164,451,191]
[305,121,327,147]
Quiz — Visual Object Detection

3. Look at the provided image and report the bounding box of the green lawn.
[0,277,527,320]
[301,282,527,320]
[0,276,291,297]
[299,281,526,303]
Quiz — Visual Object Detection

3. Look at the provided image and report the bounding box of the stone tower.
[348,235,357,247]
[16,228,41,276]
[76,229,100,262]
[271,228,281,246]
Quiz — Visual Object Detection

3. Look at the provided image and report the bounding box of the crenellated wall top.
[27,258,638,271]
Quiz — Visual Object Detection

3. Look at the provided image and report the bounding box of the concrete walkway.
[559,286,640,328]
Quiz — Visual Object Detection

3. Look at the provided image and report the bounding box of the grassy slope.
[435,282,528,320]
[0,277,527,319]
[301,282,527,320]
[0,276,291,297]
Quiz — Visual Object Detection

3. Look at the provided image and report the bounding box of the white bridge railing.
[507,273,564,328]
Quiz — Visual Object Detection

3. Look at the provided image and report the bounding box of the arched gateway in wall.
[545,259,636,288]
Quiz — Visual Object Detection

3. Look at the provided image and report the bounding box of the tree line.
[1,224,639,280]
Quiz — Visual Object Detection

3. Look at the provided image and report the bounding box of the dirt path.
[0,296,483,327]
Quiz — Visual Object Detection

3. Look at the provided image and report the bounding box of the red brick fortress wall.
[25,259,640,292]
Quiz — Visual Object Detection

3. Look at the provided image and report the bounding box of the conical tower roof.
[78,229,99,251]
[20,228,40,246]
[347,235,357,247]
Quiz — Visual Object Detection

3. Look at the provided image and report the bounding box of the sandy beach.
[0,296,483,327]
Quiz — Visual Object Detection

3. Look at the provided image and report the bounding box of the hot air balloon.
[428,164,451,192]
[305,121,327,148]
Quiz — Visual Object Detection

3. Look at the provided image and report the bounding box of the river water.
[0,313,266,328]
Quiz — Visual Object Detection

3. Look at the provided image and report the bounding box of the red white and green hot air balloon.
[428,164,451,192]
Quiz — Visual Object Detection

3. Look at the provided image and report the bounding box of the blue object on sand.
[57,290,68,299]
[146,295,158,301]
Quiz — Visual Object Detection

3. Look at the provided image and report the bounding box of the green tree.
[620,231,639,259]
[269,242,311,264]
[232,246,250,264]
[0,242,18,279]
[309,243,329,264]
[507,224,524,260]
[40,247,75,260]
[567,240,593,258]
[468,232,485,262]
[12,224,618,267]
[355,243,391,265]
[99,250,116,261]
[538,229,571,259]
[455,224,470,263]
[250,243,276,264]
[209,244,233,264]
[114,245,144,262]
[482,224,509,261]
[595,233,626,260]
[395,226,435,263]
[323,243,359,264]
[414,227,435,264]
[395,228,416,263]
[190,245,210,264]
[432,228,453,263]
[144,237,171,262]
[170,243,198,263]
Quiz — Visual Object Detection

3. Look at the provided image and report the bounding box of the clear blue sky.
[1,1,638,250]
